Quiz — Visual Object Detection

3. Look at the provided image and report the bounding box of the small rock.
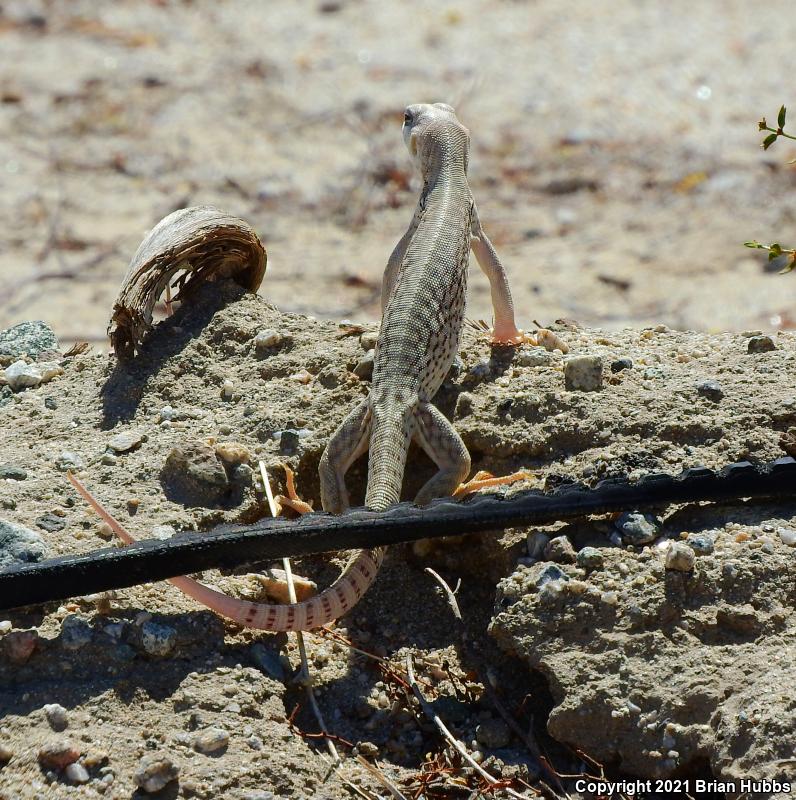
[527,531,550,560]
[243,792,275,800]
[544,535,576,563]
[0,464,26,480]
[695,380,724,402]
[0,743,13,762]
[610,357,633,372]
[0,320,58,361]
[38,739,80,770]
[564,355,603,391]
[4,630,38,663]
[0,621,11,634]
[36,513,66,533]
[516,349,551,367]
[139,621,177,657]
[665,541,695,572]
[747,335,776,354]
[55,451,84,471]
[536,564,568,588]
[134,754,179,793]
[162,441,229,506]
[107,430,143,453]
[686,533,714,555]
[455,391,475,417]
[777,527,796,547]
[257,568,317,603]
[61,615,93,650]
[214,441,251,467]
[357,741,380,758]
[43,703,69,731]
[616,511,661,546]
[353,350,375,380]
[476,718,511,749]
[360,331,379,350]
[250,642,286,681]
[152,524,176,540]
[44,396,58,409]
[253,329,283,350]
[273,428,311,453]
[3,359,62,391]
[65,762,89,784]
[221,378,235,399]
[576,546,604,570]
[193,727,229,754]
[0,518,48,568]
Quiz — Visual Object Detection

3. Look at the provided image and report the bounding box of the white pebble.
[65,762,89,784]
[43,703,69,731]
[778,527,796,547]
[221,379,234,399]
[0,621,12,634]
[665,542,695,572]
[254,329,283,349]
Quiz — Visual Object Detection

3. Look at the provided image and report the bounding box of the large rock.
[490,530,796,782]
[0,321,58,362]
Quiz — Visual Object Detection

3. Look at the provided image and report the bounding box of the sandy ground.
[1,0,795,347]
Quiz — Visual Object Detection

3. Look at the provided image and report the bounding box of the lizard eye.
[403,111,412,125]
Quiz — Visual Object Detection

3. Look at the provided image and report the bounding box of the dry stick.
[258,461,339,764]
[355,755,409,800]
[424,568,565,800]
[404,652,528,799]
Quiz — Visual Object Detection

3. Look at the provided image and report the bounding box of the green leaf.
[759,118,768,131]
[769,243,783,259]
[778,105,787,128]
[743,240,761,248]
[779,253,796,274]
[762,133,778,150]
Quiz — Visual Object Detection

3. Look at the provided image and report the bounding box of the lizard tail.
[68,472,386,631]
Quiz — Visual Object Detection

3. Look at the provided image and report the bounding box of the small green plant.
[745,105,796,273]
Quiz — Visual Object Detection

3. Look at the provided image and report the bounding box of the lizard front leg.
[470,204,526,345]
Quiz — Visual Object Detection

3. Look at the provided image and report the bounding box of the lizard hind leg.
[318,399,372,514]
[412,402,472,505]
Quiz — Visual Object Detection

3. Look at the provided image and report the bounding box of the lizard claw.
[453,469,535,497]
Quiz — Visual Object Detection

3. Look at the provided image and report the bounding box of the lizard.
[69,102,532,631]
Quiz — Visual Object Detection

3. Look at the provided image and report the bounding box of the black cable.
[1,458,794,611]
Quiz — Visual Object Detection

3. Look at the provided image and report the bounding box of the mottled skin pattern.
[84,104,526,631]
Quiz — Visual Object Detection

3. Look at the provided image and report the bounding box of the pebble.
[576,546,604,570]
[357,741,380,758]
[162,441,229,505]
[38,739,80,770]
[777,527,796,547]
[353,350,375,380]
[535,564,568,588]
[55,451,84,471]
[0,320,58,360]
[214,441,251,466]
[257,568,317,603]
[695,380,724,402]
[152,525,176,540]
[273,428,312,453]
[610,357,633,372]
[61,615,93,650]
[0,620,11,634]
[665,541,695,571]
[221,378,235,399]
[0,743,12,762]
[747,335,776,353]
[139,620,177,657]
[475,718,511,749]
[0,464,26,480]
[564,355,603,391]
[107,430,143,453]
[253,329,283,350]
[4,630,38,663]
[65,762,89,784]
[526,531,550,560]
[243,792,275,800]
[43,703,69,731]
[616,511,661,546]
[36,513,66,533]
[360,331,378,350]
[3,359,62,391]
[686,533,714,555]
[516,349,551,367]
[249,642,286,681]
[193,727,229,754]
[455,391,475,417]
[134,754,180,793]
[0,518,49,568]
[544,535,576,563]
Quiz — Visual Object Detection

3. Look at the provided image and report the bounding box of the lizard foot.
[453,469,534,497]
[274,464,314,515]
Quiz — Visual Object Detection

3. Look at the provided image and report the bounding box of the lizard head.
[402,103,470,175]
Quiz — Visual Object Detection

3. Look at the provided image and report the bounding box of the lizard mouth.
[403,126,418,158]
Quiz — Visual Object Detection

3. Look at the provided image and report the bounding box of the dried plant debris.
[108,206,266,359]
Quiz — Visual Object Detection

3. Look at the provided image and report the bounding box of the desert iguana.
[71,103,529,630]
